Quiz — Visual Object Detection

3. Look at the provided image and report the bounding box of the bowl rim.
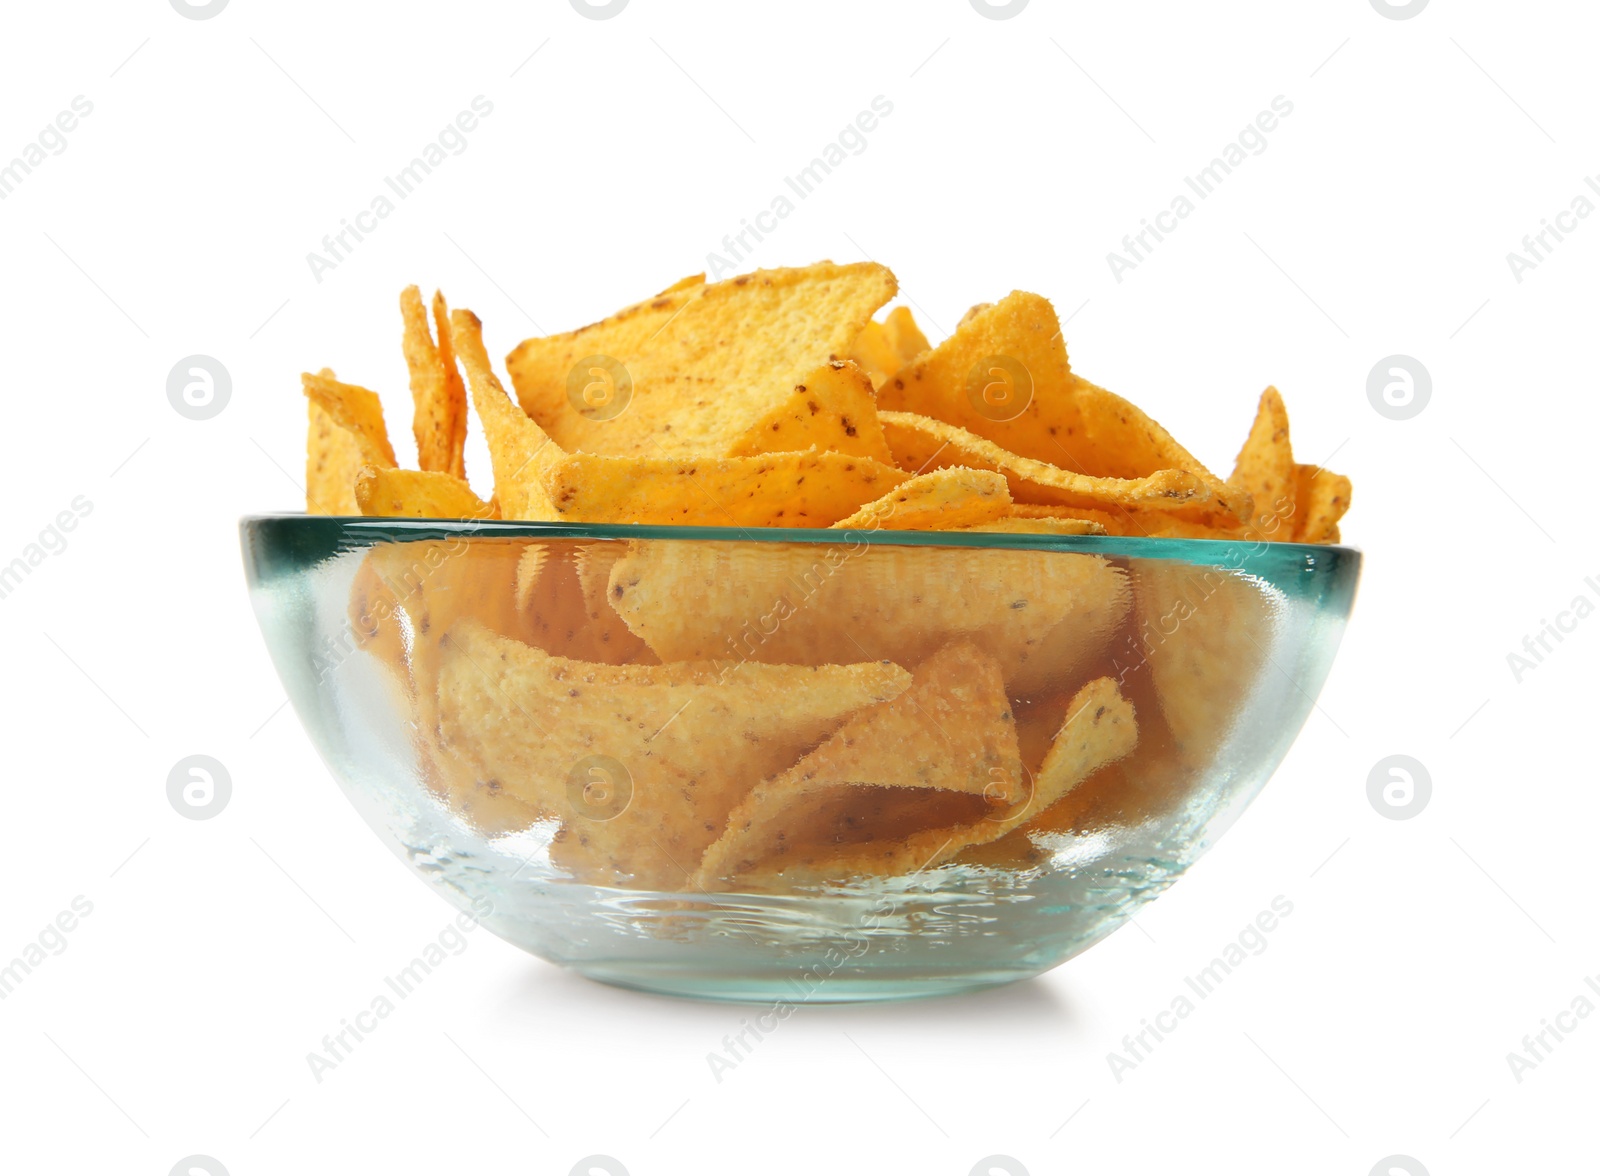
[240,512,1359,560]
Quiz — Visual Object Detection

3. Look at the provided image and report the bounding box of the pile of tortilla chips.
[300,261,1351,892]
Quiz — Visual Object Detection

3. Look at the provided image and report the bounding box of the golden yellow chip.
[878,292,1075,453]
[607,538,1129,695]
[1132,562,1276,766]
[506,262,897,457]
[881,305,930,366]
[450,309,565,520]
[434,619,912,888]
[1067,375,1252,522]
[302,372,397,469]
[832,468,1011,531]
[694,642,1025,885]
[1293,464,1352,544]
[879,410,1217,515]
[958,516,1106,536]
[657,272,706,295]
[306,381,364,516]
[847,318,900,389]
[354,466,490,519]
[1227,386,1295,535]
[702,672,1137,886]
[726,360,893,463]
[401,286,468,479]
[544,450,908,527]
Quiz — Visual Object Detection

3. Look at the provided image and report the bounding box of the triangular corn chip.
[434,620,912,888]
[882,305,930,366]
[354,466,490,519]
[694,642,1025,885]
[544,450,907,527]
[401,286,469,478]
[879,410,1215,515]
[1293,464,1352,544]
[450,309,565,520]
[1228,386,1295,534]
[607,538,1129,694]
[847,319,900,389]
[699,670,1136,887]
[302,372,397,469]
[832,468,1011,531]
[506,262,897,457]
[877,291,1079,458]
[306,369,364,516]
[727,360,893,462]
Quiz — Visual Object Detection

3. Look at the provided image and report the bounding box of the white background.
[1,1,1595,1173]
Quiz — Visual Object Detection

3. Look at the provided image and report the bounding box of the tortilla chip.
[701,672,1137,886]
[832,468,1011,531]
[847,319,900,389]
[1293,464,1352,544]
[402,286,468,478]
[726,360,894,463]
[693,642,1025,885]
[450,309,565,520]
[878,292,1073,447]
[354,466,490,519]
[544,450,908,527]
[302,372,397,469]
[433,620,912,888]
[1131,562,1278,766]
[306,371,364,515]
[957,516,1105,536]
[1228,387,1295,533]
[506,262,897,457]
[607,538,1129,695]
[1005,504,1244,539]
[512,542,655,665]
[657,272,706,295]
[1067,376,1252,522]
[879,411,1216,515]
[572,542,653,663]
[882,305,930,366]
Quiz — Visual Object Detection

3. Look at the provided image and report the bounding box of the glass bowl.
[241,515,1358,1003]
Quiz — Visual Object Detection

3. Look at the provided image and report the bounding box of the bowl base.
[571,960,1044,1004]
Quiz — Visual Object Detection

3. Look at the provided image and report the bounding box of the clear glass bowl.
[241,515,1358,1003]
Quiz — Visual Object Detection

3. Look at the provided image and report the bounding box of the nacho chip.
[1131,562,1278,766]
[832,468,1011,531]
[879,410,1215,515]
[727,360,893,463]
[882,305,930,366]
[1293,464,1352,544]
[657,272,706,295]
[434,620,912,887]
[1067,376,1252,522]
[878,292,1075,451]
[607,538,1129,695]
[451,309,565,520]
[401,286,469,479]
[694,642,1025,885]
[545,450,908,527]
[306,369,364,516]
[302,372,397,469]
[847,319,900,389]
[957,516,1105,536]
[1228,386,1295,533]
[701,672,1137,886]
[511,542,655,665]
[506,262,897,457]
[354,466,490,519]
